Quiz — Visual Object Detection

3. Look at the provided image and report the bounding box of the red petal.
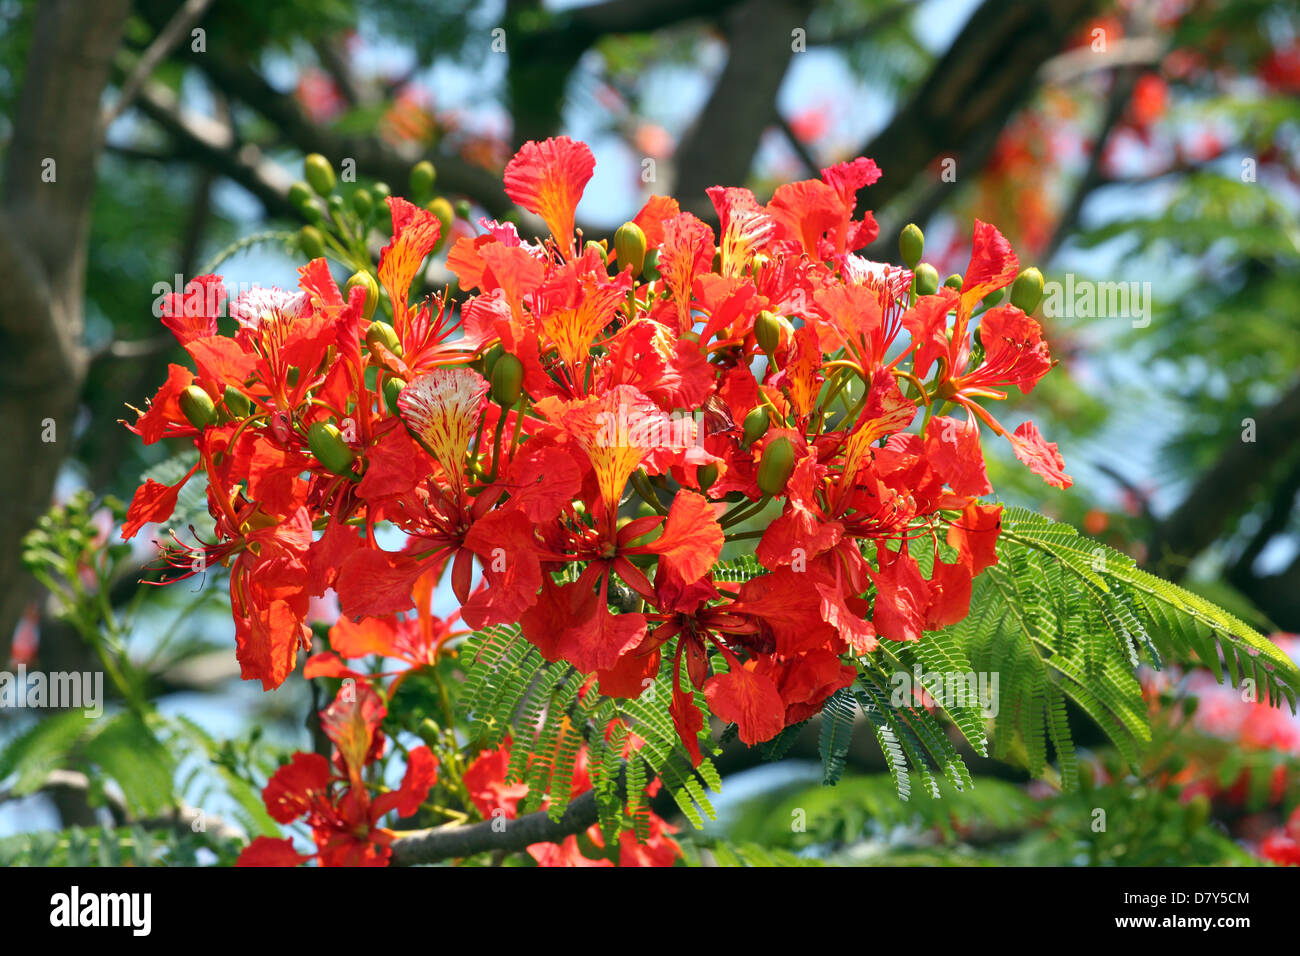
[703,663,786,746]
[946,502,1003,575]
[960,219,1018,315]
[122,478,183,540]
[379,196,441,320]
[643,491,723,584]
[503,136,594,259]
[262,752,332,824]
[237,836,310,867]
[1009,420,1073,489]
[924,414,992,497]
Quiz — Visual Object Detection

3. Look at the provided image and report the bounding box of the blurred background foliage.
[1,0,1298,865]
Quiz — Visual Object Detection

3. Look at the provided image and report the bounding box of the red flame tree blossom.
[125,136,1068,864]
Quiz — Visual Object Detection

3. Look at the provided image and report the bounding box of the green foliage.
[0,824,239,867]
[714,770,1262,866]
[702,509,1300,806]
[458,621,721,837]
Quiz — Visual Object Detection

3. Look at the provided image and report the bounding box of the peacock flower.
[707,186,776,278]
[533,257,633,379]
[503,136,594,260]
[379,196,442,327]
[396,367,490,498]
[556,385,667,521]
[657,212,716,333]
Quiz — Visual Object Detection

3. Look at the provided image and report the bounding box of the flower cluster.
[238,681,437,867]
[124,135,1067,756]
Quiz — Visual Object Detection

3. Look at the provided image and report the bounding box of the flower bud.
[480,342,504,378]
[981,287,1004,309]
[365,320,403,358]
[298,225,326,260]
[308,421,356,476]
[696,462,718,493]
[642,248,661,281]
[899,223,924,269]
[944,273,963,289]
[1010,267,1044,314]
[372,182,391,202]
[346,271,380,321]
[741,406,770,447]
[409,160,436,199]
[914,263,939,296]
[490,353,524,406]
[383,376,406,415]
[613,221,647,278]
[756,436,795,496]
[753,310,782,355]
[304,153,336,196]
[454,199,471,220]
[351,188,373,222]
[427,197,454,248]
[288,181,314,211]
[179,385,217,430]
[222,386,251,419]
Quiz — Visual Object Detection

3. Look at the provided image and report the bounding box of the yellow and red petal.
[396,366,490,496]
[503,136,594,259]
[379,196,441,322]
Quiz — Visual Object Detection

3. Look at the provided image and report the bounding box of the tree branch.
[103,0,216,127]
[855,0,1098,214]
[389,788,601,865]
[673,0,814,212]
[0,0,132,648]
[1149,375,1300,582]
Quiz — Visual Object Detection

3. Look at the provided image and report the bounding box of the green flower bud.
[899,223,924,269]
[753,310,782,355]
[454,199,472,220]
[383,376,406,415]
[222,386,251,419]
[696,463,718,493]
[981,287,1004,309]
[741,406,770,447]
[480,342,504,378]
[346,271,380,322]
[304,153,336,196]
[943,273,963,289]
[490,353,524,406]
[308,421,356,476]
[409,160,436,199]
[365,320,403,358]
[298,225,326,260]
[351,188,374,222]
[288,181,314,211]
[1010,267,1045,314]
[372,182,391,202]
[756,436,796,496]
[642,248,661,281]
[427,197,454,248]
[179,385,217,430]
[613,221,647,278]
[328,194,346,216]
[913,263,940,296]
